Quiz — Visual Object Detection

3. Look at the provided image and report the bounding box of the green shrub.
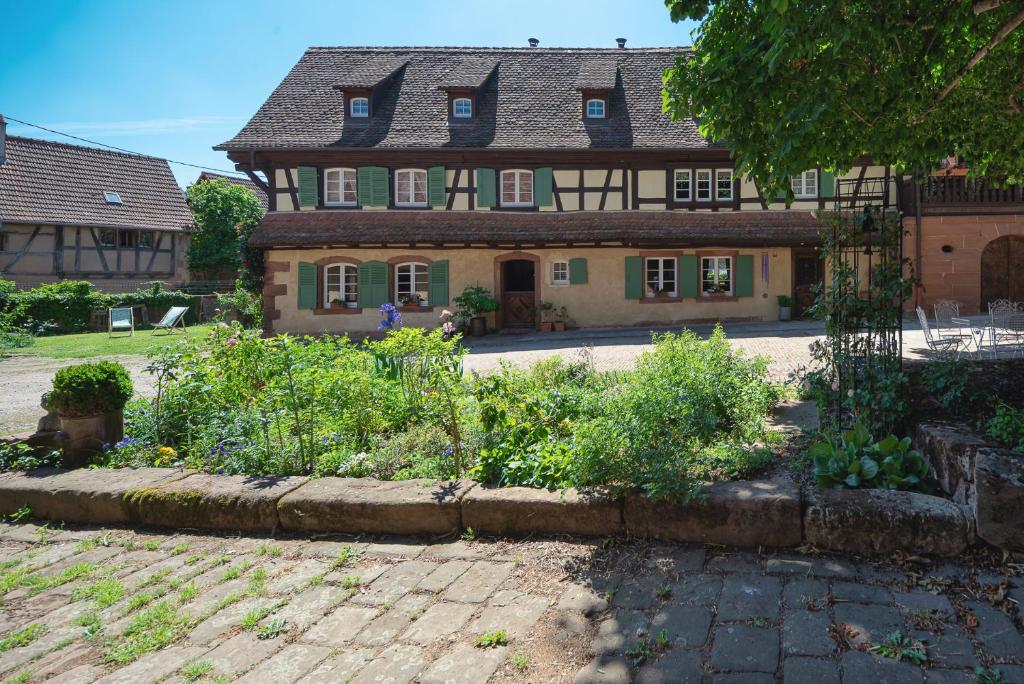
[49,361,134,416]
[215,285,262,328]
[985,403,1024,452]
[0,442,61,472]
[919,360,979,415]
[811,423,929,490]
[15,280,109,333]
[0,328,34,352]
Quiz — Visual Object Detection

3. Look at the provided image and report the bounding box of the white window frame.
[716,169,733,201]
[395,262,429,306]
[791,170,818,199]
[350,97,369,117]
[696,169,713,202]
[452,97,473,118]
[701,256,733,297]
[500,169,534,207]
[324,168,357,206]
[673,169,692,202]
[324,263,359,308]
[551,260,569,286]
[585,98,606,118]
[394,169,428,207]
[645,256,677,298]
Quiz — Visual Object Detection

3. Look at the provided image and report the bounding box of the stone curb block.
[277,477,473,536]
[915,422,987,514]
[123,473,308,533]
[461,486,622,537]
[974,447,1024,551]
[623,479,802,547]
[0,467,189,525]
[803,488,971,557]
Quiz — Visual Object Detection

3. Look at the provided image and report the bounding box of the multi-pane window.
[585,99,606,118]
[138,231,154,248]
[350,97,369,117]
[98,229,116,247]
[701,256,733,296]
[674,169,692,202]
[696,169,712,201]
[500,169,533,206]
[716,169,733,201]
[396,262,429,306]
[325,168,357,205]
[395,169,428,206]
[645,257,677,298]
[453,98,473,118]
[325,264,358,307]
[552,261,569,285]
[791,170,818,199]
[117,231,138,248]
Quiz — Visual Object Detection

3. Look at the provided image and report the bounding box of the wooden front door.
[981,236,1024,309]
[792,249,824,318]
[501,259,536,328]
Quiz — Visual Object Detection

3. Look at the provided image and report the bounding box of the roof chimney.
[616,38,627,48]
[528,37,539,48]
[0,114,6,166]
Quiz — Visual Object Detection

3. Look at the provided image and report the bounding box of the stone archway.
[981,235,1024,309]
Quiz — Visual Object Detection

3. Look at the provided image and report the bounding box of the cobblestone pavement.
[0,522,1021,683]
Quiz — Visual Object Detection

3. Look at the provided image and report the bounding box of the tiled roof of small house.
[195,171,269,210]
[0,136,193,231]
[217,46,713,151]
[333,57,409,90]
[249,210,823,248]
[439,57,500,89]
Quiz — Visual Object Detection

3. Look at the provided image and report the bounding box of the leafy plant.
[452,286,498,321]
[626,637,653,665]
[869,630,927,664]
[0,624,46,652]
[975,667,1011,684]
[985,403,1024,452]
[255,618,289,640]
[0,442,60,472]
[49,361,134,416]
[811,424,929,491]
[919,360,979,415]
[475,629,508,648]
[777,295,793,307]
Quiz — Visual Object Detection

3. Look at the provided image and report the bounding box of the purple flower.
[226,338,238,347]
[378,303,403,331]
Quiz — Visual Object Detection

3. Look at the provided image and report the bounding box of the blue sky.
[0,1,698,187]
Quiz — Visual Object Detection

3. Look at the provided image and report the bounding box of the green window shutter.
[297,261,317,309]
[476,168,496,208]
[358,260,388,308]
[679,255,699,298]
[357,167,374,206]
[297,167,319,208]
[569,257,588,285]
[819,170,835,198]
[736,254,754,297]
[428,260,449,306]
[624,256,643,299]
[533,167,553,207]
[428,166,446,208]
[370,167,390,206]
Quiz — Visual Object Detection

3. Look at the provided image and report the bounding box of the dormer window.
[103,191,122,205]
[350,97,369,118]
[453,98,473,118]
[585,99,606,119]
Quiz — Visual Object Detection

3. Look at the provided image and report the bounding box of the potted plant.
[539,302,555,332]
[777,295,793,321]
[48,361,134,468]
[452,286,498,337]
[400,293,424,308]
[553,306,569,332]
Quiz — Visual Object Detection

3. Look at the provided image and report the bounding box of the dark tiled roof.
[217,46,713,151]
[250,210,823,248]
[196,171,269,210]
[575,58,618,90]
[334,57,409,89]
[439,58,499,89]
[0,136,193,231]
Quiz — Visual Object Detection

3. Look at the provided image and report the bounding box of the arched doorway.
[494,253,539,330]
[981,236,1024,309]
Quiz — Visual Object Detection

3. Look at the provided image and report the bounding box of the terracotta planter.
[553,321,567,332]
[539,321,553,332]
[469,316,487,337]
[59,409,123,469]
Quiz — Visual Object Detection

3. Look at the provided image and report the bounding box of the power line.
[3,115,248,177]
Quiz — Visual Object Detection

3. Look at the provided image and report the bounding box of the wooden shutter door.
[735,255,754,297]
[624,256,643,299]
[357,167,374,206]
[371,167,390,206]
[429,260,449,306]
[297,261,317,309]
[819,170,835,199]
[358,261,388,308]
[679,255,699,298]
[476,168,496,208]
[428,166,446,208]
[533,167,553,207]
[569,257,588,285]
[297,167,319,208]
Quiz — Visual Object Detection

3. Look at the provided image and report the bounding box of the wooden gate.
[981,236,1024,309]
[500,258,537,329]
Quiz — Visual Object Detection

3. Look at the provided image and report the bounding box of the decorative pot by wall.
[59,409,123,469]
[469,316,487,337]
[779,306,792,322]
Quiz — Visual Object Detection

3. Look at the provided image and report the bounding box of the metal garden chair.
[933,300,972,347]
[916,306,961,359]
[151,305,189,335]
[108,307,135,337]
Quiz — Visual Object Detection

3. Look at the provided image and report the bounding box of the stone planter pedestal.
[59,409,123,468]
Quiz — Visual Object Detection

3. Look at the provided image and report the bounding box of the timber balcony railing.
[902,176,1024,215]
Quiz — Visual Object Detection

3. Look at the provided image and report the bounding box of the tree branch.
[974,0,1004,15]
[937,6,1024,102]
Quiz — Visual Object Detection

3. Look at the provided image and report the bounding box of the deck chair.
[108,307,134,337]
[151,305,189,335]
[916,306,960,359]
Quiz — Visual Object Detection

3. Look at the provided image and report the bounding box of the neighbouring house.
[217,43,907,335]
[0,117,193,292]
[194,171,269,210]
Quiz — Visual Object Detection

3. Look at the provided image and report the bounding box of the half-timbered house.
[218,45,899,334]
[0,123,193,291]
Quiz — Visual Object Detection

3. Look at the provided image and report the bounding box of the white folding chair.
[108,307,134,337]
[916,307,960,359]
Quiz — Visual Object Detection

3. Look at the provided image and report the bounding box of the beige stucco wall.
[266,246,793,335]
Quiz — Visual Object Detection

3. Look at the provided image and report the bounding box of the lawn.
[7,325,216,359]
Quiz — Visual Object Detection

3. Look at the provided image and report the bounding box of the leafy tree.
[663,0,1024,196]
[186,179,264,288]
